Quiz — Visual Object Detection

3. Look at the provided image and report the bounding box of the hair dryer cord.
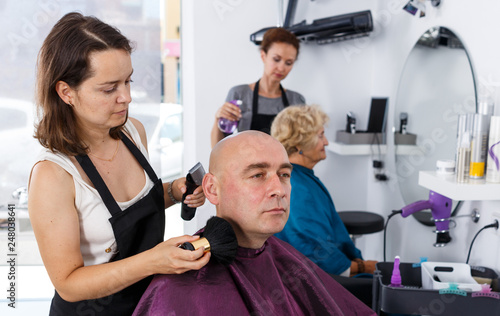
[383,210,403,262]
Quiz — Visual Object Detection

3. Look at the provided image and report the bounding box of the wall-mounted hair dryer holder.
[431,209,480,229]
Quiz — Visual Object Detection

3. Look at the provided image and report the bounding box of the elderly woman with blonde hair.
[271,105,376,277]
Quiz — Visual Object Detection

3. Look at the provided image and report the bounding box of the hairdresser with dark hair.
[210,27,306,147]
[271,105,377,277]
[28,12,209,315]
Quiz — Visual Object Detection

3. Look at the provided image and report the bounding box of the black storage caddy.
[373,262,500,315]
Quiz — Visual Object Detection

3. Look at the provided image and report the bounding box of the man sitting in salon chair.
[269,105,380,307]
[133,131,375,315]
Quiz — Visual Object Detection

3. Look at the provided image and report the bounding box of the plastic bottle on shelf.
[470,87,495,179]
[469,113,491,179]
[486,116,500,183]
[218,100,242,134]
[455,114,472,183]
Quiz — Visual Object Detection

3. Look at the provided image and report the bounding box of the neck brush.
[180,216,238,265]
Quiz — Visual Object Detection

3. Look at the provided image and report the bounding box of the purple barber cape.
[133,236,375,315]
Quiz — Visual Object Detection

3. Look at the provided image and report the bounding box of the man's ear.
[55,80,74,105]
[202,173,220,205]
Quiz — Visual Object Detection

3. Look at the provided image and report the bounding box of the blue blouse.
[275,164,363,275]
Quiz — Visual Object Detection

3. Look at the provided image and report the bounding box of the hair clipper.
[181,162,206,221]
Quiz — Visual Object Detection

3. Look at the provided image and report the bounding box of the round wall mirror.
[394,27,476,219]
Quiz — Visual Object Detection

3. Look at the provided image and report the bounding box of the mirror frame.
[394,26,477,226]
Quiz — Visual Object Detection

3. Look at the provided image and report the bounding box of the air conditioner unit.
[250,10,373,45]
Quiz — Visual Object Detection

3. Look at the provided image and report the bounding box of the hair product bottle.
[486,116,500,183]
[455,114,472,183]
[469,113,490,179]
[218,100,242,134]
[469,97,494,180]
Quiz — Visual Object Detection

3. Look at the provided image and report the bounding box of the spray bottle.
[218,100,242,134]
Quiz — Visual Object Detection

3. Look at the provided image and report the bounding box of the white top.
[33,120,154,266]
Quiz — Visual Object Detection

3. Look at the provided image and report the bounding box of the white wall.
[367,0,500,267]
[181,0,500,271]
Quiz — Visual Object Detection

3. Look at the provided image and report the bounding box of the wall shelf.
[327,143,387,155]
[418,171,500,201]
[327,143,420,156]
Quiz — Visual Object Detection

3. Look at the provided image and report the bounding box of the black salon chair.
[332,211,384,309]
[337,211,385,245]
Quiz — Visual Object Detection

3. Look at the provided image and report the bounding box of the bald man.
[134,131,376,316]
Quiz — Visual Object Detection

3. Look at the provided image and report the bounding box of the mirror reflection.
[395,27,476,205]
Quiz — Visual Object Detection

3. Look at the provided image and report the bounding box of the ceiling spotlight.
[403,0,440,18]
[403,1,419,16]
[420,6,426,18]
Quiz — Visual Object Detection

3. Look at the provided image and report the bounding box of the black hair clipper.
[181,162,206,221]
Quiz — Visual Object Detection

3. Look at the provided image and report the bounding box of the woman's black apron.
[249,79,290,134]
[49,131,165,316]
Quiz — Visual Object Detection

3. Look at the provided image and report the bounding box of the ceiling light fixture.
[403,0,441,18]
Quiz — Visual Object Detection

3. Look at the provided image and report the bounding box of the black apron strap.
[75,154,122,216]
[119,131,159,182]
[252,79,290,115]
[250,79,290,134]
[75,132,160,216]
[252,79,260,115]
[280,83,290,107]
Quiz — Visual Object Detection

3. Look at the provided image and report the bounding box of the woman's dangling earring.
[299,150,303,155]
